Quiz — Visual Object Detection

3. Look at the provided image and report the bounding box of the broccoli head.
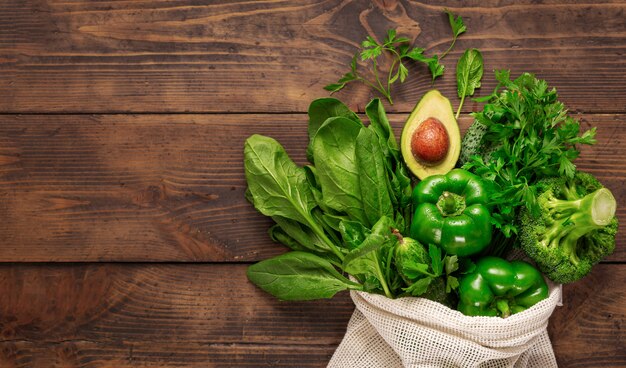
[518,171,617,283]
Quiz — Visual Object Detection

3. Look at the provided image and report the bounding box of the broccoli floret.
[518,171,618,284]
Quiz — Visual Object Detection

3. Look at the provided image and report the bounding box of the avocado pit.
[411,117,450,165]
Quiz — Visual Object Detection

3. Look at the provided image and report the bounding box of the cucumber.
[459,120,487,166]
[459,120,502,166]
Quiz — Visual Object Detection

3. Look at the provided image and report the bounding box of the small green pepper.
[409,168,492,256]
[457,256,549,317]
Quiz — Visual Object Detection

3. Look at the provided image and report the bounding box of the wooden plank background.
[0,114,624,262]
[1,0,626,113]
[1,0,625,367]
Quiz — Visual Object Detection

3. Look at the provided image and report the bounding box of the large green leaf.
[365,98,398,155]
[456,48,483,99]
[307,98,362,163]
[270,215,329,253]
[312,117,368,225]
[355,127,394,227]
[247,251,361,301]
[244,134,316,225]
[342,217,396,297]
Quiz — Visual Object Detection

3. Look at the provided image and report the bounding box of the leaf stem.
[385,246,394,293]
[374,258,393,298]
[304,214,345,262]
[371,59,392,104]
[456,94,465,119]
[440,37,457,60]
[355,75,392,104]
[355,75,381,92]
[387,58,398,93]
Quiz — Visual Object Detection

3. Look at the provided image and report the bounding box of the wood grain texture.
[1,114,624,262]
[0,263,623,367]
[1,0,625,113]
[0,342,336,368]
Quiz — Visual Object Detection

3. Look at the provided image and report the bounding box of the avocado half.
[400,90,461,180]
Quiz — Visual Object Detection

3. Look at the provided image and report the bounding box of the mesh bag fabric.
[328,281,561,368]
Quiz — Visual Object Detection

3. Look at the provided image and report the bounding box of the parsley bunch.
[325,10,466,105]
[463,71,597,236]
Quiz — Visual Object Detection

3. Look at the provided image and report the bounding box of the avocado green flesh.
[401,90,461,180]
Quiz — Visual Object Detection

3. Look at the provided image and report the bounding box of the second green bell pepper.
[410,168,492,256]
[457,256,549,317]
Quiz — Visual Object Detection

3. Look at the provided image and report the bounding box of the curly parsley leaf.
[462,71,597,230]
[446,9,467,38]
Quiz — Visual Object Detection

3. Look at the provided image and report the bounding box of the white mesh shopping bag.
[328,281,562,368]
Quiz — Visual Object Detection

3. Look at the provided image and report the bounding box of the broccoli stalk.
[541,188,616,265]
[519,172,618,284]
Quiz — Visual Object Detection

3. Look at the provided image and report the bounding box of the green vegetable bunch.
[460,71,618,285]
[461,71,598,237]
[244,27,618,319]
[245,98,418,300]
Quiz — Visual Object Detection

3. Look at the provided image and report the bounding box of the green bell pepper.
[457,256,549,317]
[409,168,492,256]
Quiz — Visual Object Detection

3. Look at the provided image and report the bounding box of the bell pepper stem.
[437,191,466,217]
[442,192,456,213]
[496,299,511,318]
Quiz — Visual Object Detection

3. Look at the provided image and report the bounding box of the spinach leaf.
[312,117,369,225]
[455,48,483,119]
[244,135,344,260]
[271,215,329,254]
[338,219,369,250]
[365,98,398,155]
[364,99,413,231]
[268,224,307,252]
[268,221,342,266]
[302,165,324,207]
[355,127,394,227]
[247,251,362,300]
[244,134,316,224]
[307,98,361,163]
[342,217,396,298]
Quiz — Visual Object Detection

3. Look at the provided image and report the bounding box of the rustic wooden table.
[1,1,625,367]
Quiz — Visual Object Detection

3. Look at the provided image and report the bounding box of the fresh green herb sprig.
[462,71,597,236]
[325,10,466,105]
[443,9,467,59]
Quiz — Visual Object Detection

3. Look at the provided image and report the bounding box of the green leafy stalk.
[455,48,483,119]
[247,251,364,301]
